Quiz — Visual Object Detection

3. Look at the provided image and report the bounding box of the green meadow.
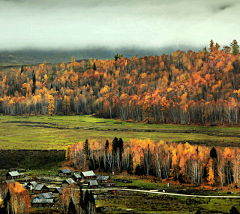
[1,115,240,150]
[96,192,240,214]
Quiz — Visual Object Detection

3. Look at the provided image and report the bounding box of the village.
[3,168,134,213]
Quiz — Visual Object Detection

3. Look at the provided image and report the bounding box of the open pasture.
[96,190,240,214]
[1,115,240,150]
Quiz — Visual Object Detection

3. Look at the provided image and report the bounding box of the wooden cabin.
[52,187,62,197]
[37,192,55,200]
[96,175,111,183]
[32,184,49,194]
[81,170,96,179]
[88,180,98,189]
[27,181,37,190]
[6,171,21,180]
[31,199,54,208]
[62,178,75,187]
[59,169,71,177]
[72,173,82,181]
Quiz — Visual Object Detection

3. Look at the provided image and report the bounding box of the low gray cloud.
[0,0,239,51]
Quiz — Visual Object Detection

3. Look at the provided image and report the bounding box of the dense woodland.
[0,40,240,125]
[69,138,240,188]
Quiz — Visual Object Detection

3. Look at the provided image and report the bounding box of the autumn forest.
[0,40,240,126]
[1,40,240,213]
[69,138,240,188]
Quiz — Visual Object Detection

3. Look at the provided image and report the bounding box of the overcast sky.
[0,0,240,52]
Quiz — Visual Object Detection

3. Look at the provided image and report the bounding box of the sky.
[0,0,240,52]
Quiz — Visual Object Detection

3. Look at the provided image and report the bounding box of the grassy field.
[1,115,240,150]
[96,191,240,214]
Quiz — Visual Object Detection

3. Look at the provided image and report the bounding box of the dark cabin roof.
[7,171,20,177]
[54,187,62,194]
[59,169,71,174]
[63,178,75,185]
[89,180,98,186]
[33,184,48,191]
[37,192,55,199]
[32,199,54,204]
[81,170,95,177]
[96,175,110,181]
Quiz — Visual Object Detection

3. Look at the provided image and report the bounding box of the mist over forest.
[0,0,240,54]
[0,45,203,65]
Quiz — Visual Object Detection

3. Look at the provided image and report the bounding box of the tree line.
[0,40,240,125]
[69,138,240,188]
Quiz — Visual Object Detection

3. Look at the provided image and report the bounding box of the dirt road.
[87,187,240,198]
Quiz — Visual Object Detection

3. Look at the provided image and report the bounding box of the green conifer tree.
[230,40,239,55]
[4,189,11,214]
[68,198,76,214]
[84,139,89,156]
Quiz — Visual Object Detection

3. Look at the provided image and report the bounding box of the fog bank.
[0,0,239,51]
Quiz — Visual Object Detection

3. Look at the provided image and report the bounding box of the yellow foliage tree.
[207,159,215,185]
[48,95,55,116]
[63,95,71,115]
[66,145,71,160]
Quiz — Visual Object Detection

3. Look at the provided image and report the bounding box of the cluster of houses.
[27,182,62,208]
[6,169,113,208]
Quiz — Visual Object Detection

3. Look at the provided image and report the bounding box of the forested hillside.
[1,40,240,125]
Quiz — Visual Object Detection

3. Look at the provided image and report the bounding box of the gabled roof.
[81,170,95,177]
[73,173,81,179]
[7,171,20,177]
[55,187,62,194]
[33,184,48,191]
[63,178,75,185]
[32,199,54,204]
[59,169,71,174]
[96,175,110,181]
[29,181,37,187]
[89,180,98,186]
[37,192,55,199]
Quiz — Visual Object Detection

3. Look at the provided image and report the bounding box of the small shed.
[32,184,49,194]
[26,181,38,191]
[88,180,98,189]
[37,192,55,200]
[62,178,75,187]
[96,175,110,183]
[59,169,72,177]
[29,181,37,186]
[6,171,21,180]
[72,173,82,181]
[27,181,37,188]
[31,199,54,208]
[81,170,96,179]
